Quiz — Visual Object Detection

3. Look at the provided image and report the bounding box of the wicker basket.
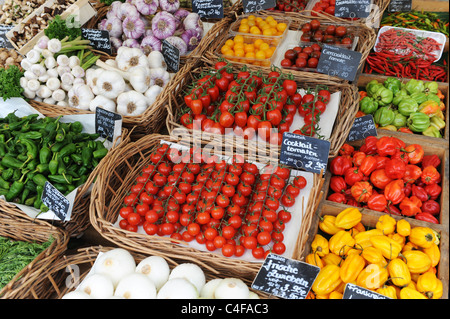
[89,134,324,283]
[165,59,360,158]
[303,200,449,299]
[25,245,272,299]
[0,199,69,299]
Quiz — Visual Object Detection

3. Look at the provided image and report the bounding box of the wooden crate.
[357,73,450,143]
[303,200,449,299]
[322,129,449,229]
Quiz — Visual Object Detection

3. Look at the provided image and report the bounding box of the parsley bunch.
[44,15,81,41]
[0,65,24,101]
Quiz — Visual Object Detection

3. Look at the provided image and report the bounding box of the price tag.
[388,0,412,12]
[0,24,14,49]
[280,132,330,175]
[41,182,72,222]
[334,0,371,19]
[251,254,320,299]
[343,283,391,299]
[346,114,378,142]
[243,0,276,13]
[162,39,180,72]
[95,108,122,143]
[81,28,112,55]
[192,0,224,19]
[317,44,362,82]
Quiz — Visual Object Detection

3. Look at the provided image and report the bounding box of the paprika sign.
[346,114,378,142]
[252,253,320,299]
[41,182,72,222]
[280,132,330,175]
[343,283,391,299]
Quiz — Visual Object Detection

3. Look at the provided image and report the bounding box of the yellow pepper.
[334,207,362,229]
[387,258,411,287]
[400,287,427,299]
[402,250,432,274]
[362,246,387,266]
[416,272,443,299]
[376,214,396,235]
[418,100,440,116]
[396,219,411,237]
[388,232,406,248]
[356,263,388,290]
[328,291,343,299]
[402,241,419,253]
[312,264,342,296]
[319,215,344,235]
[422,243,440,268]
[321,252,343,266]
[376,285,397,299]
[370,235,402,260]
[354,229,383,249]
[329,230,355,256]
[339,253,366,283]
[311,234,329,257]
[305,253,324,269]
[409,226,439,248]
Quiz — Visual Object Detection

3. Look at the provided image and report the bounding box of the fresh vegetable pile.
[0,236,53,291]
[118,142,308,259]
[310,0,336,17]
[232,15,288,37]
[358,78,446,138]
[0,112,107,212]
[99,0,204,55]
[0,65,24,101]
[326,136,443,224]
[272,0,308,12]
[299,20,353,48]
[306,209,443,299]
[179,61,333,143]
[281,44,322,71]
[62,248,260,299]
[381,10,449,36]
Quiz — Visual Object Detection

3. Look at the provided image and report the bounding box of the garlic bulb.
[68,84,94,110]
[149,67,170,88]
[52,89,66,102]
[36,85,52,99]
[57,55,70,67]
[95,70,126,99]
[147,50,166,69]
[116,47,148,72]
[145,85,162,106]
[129,66,151,93]
[116,91,148,116]
[46,77,61,91]
[89,95,117,113]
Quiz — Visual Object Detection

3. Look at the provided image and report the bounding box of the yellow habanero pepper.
[329,230,355,256]
[356,263,388,290]
[409,226,439,248]
[402,250,432,274]
[362,246,387,266]
[321,252,343,266]
[422,243,440,268]
[402,241,419,253]
[376,285,397,299]
[400,287,427,299]
[369,235,402,260]
[305,253,324,269]
[312,264,342,296]
[328,291,343,299]
[354,229,383,249]
[416,272,443,299]
[376,214,396,235]
[334,207,362,229]
[339,253,366,283]
[387,258,411,287]
[388,232,406,248]
[396,219,411,237]
[311,234,329,257]
[319,215,344,235]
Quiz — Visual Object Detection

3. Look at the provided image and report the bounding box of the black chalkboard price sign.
[346,114,378,142]
[388,0,412,12]
[251,253,320,299]
[243,0,276,14]
[334,0,371,19]
[41,182,71,222]
[192,0,224,19]
[316,44,362,82]
[343,283,391,299]
[162,39,180,72]
[95,107,122,142]
[0,24,14,49]
[81,28,112,55]
[280,132,330,175]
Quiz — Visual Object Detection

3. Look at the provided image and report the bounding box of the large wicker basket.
[165,59,360,158]
[89,134,324,283]
[0,199,69,299]
[25,245,272,299]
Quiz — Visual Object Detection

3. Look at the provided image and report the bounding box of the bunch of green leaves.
[44,15,81,41]
[0,65,24,101]
[0,236,53,291]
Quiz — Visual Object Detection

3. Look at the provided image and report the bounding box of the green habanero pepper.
[425,93,441,104]
[383,77,402,95]
[392,89,409,106]
[372,86,394,106]
[398,98,419,116]
[422,126,442,138]
[430,116,446,130]
[423,82,439,95]
[409,92,428,105]
[360,96,379,114]
[374,106,395,127]
[392,111,407,128]
[366,80,382,97]
[405,79,425,95]
[407,112,431,133]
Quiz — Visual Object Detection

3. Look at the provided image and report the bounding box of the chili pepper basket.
[0,199,69,299]
[303,200,449,299]
[164,58,359,159]
[24,245,271,299]
[88,133,324,283]
[322,129,449,229]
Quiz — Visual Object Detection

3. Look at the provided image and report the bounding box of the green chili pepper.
[93,148,108,159]
[34,185,44,209]
[0,176,10,189]
[0,187,8,196]
[20,188,30,204]
[39,146,52,164]
[32,174,48,187]
[17,131,42,140]
[52,183,68,193]
[0,143,6,157]
[24,196,36,207]
[81,147,93,167]
[49,153,59,175]
[17,138,38,167]
[1,167,14,181]
[70,153,82,164]
[34,163,49,174]
[59,143,76,159]
[55,128,66,142]
[5,172,26,202]
[48,174,75,185]
[70,121,83,134]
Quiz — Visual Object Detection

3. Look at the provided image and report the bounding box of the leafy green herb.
[45,15,81,41]
[0,236,54,291]
[0,65,24,101]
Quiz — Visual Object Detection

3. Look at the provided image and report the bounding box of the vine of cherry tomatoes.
[118,143,308,259]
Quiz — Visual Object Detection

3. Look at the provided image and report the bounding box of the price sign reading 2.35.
[243,0,276,13]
